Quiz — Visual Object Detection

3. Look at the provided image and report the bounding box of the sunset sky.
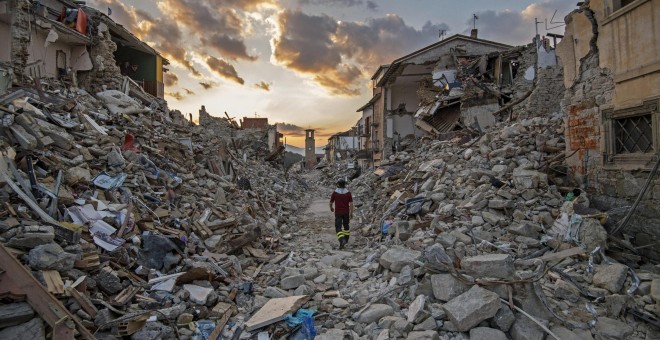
[88,0,574,146]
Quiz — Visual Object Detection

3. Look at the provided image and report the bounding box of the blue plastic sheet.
[284,309,316,327]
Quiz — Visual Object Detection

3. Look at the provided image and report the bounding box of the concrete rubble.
[314,106,659,339]
[0,77,316,339]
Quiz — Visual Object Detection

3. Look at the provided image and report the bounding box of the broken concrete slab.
[405,330,440,340]
[461,253,514,279]
[442,285,501,332]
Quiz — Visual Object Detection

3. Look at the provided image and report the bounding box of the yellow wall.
[156,55,163,82]
[594,0,660,108]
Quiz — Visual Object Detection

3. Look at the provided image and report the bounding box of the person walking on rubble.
[330,179,353,249]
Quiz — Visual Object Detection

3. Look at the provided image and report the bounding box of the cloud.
[206,56,245,85]
[276,123,309,137]
[469,0,575,45]
[184,88,195,95]
[298,0,377,10]
[158,0,258,61]
[272,10,449,95]
[199,81,218,90]
[164,73,179,86]
[254,81,272,91]
[166,91,185,100]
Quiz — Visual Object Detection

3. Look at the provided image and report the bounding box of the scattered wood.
[245,295,310,332]
[117,313,149,337]
[112,286,140,306]
[42,270,65,295]
[68,287,98,318]
[209,303,236,340]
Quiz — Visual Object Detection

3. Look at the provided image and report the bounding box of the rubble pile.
[311,112,659,339]
[0,85,313,339]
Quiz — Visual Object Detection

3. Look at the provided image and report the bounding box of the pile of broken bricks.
[0,82,318,339]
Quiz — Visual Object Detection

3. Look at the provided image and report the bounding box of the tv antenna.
[438,29,447,40]
[545,10,566,30]
[472,14,479,29]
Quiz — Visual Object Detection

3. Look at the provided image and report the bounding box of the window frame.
[602,99,660,169]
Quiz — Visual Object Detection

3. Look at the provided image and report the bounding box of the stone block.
[379,247,421,273]
[281,274,306,290]
[510,314,547,340]
[407,295,426,323]
[595,317,633,340]
[461,254,514,279]
[27,243,75,271]
[593,263,628,293]
[470,327,507,340]
[442,285,501,332]
[492,305,515,332]
[405,330,439,340]
[430,274,470,302]
[354,304,394,324]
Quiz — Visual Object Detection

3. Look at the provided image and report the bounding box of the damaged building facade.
[356,30,565,168]
[557,0,660,259]
[0,0,168,99]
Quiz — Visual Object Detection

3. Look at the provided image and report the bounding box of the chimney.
[470,29,478,39]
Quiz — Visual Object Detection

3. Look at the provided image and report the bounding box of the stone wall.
[78,14,123,92]
[557,5,659,261]
[511,43,565,120]
[9,0,31,84]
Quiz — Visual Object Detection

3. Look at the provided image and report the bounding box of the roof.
[377,34,512,87]
[242,117,269,129]
[356,93,381,112]
[84,7,169,63]
[370,65,390,80]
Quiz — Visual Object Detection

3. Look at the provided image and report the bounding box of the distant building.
[304,129,316,170]
[241,117,269,129]
[326,131,359,164]
[356,33,512,166]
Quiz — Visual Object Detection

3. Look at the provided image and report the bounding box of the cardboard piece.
[245,295,309,331]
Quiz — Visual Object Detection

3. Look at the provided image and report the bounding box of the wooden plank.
[112,285,140,306]
[539,247,585,262]
[117,313,149,337]
[68,287,98,318]
[245,295,309,331]
[0,243,95,340]
[43,270,65,295]
[209,305,235,340]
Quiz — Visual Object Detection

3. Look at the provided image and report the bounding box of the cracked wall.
[557,0,660,261]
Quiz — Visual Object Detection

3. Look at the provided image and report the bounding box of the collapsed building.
[355,30,566,170]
